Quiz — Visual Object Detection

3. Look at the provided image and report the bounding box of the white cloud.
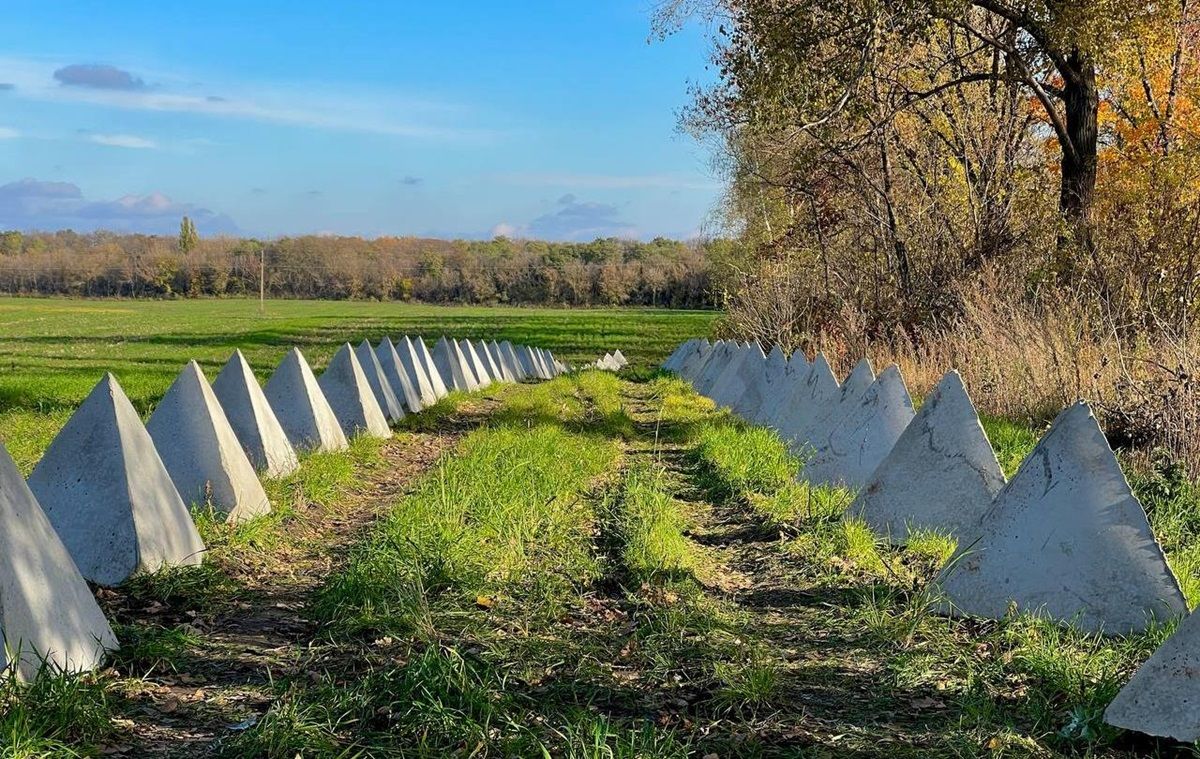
[89,133,158,149]
[0,127,19,139]
[490,222,519,237]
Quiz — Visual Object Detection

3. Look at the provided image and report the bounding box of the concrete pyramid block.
[935,401,1186,634]
[475,340,506,383]
[487,340,517,382]
[513,345,536,379]
[355,340,405,423]
[522,345,548,380]
[415,337,450,398]
[318,344,392,440]
[679,340,714,381]
[0,440,118,679]
[841,358,876,406]
[212,350,300,478]
[376,337,425,413]
[754,356,810,428]
[738,344,788,422]
[264,348,350,453]
[612,349,628,368]
[397,337,440,407]
[1105,607,1200,740]
[147,361,271,523]
[710,343,764,409]
[788,349,810,373]
[459,339,493,387]
[467,340,495,386]
[802,364,915,488]
[535,348,554,378]
[773,352,840,450]
[697,342,738,395]
[434,336,479,392]
[29,374,205,587]
[662,340,693,372]
[499,341,527,381]
[848,370,1005,544]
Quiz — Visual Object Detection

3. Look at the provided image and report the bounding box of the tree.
[178,216,199,254]
[659,0,1167,245]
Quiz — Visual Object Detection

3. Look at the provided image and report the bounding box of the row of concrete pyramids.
[665,339,915,488]
[664,338,1197,741]
[0,336,565,681]
[587,350,628,371]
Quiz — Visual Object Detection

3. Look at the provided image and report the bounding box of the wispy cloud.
[1,56,499,142]
[89,133,158,149]
[493,172,720,191]
[0,127,19,139]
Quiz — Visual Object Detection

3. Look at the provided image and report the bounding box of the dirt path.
[617,380,936,755]
[101,400,501,757]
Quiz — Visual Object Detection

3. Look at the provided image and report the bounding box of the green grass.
[314,379,621,638]
[0,668,114,758]
[0,297,712,472]
[610,463,694,580]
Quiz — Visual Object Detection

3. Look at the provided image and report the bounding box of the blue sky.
[0,1,720,241]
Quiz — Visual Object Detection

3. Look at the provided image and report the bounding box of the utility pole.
[259,245,266,315]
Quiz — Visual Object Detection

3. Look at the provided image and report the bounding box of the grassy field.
[2,298,1197,756]
[0,297,714,470]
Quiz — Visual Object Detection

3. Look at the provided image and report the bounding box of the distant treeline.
[0,230,716,308]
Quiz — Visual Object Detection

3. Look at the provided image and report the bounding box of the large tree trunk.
[1059,52,1099,253]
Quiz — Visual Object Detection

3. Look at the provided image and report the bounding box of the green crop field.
[0,297,715,470]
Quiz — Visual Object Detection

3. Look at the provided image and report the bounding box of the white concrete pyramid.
[377,337,425,413]
[211,350,300,478]
[0,440,118,679]
[29,374,205,587]
[1105,607,1200,740]
[696,341,737,394]
[935,401,1187,634]
[398,337,440,407]
[737,344,788,422]
[612,349,628,368]
[711,343,763,409]
[355,340,405,423]
[773,352,841,451]
[754,356,809,427]
[487,340,517,382]
[475,340,506,383]
[147,361,272,523]
[841,358,876,406]
[519,345,543,379]
[499,341,527,381]
[802,364,915,488]
[318,344,392,440]
[264,348,349,453]
[679,340,714,381]
[434,336,479,392]
[415,337,450,398]
[519,345,544,379]
[848,370,1005,544]
[535,348,554,378]
[461,340,493,387]
[788,349,810,373]
[662,340,693,372]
